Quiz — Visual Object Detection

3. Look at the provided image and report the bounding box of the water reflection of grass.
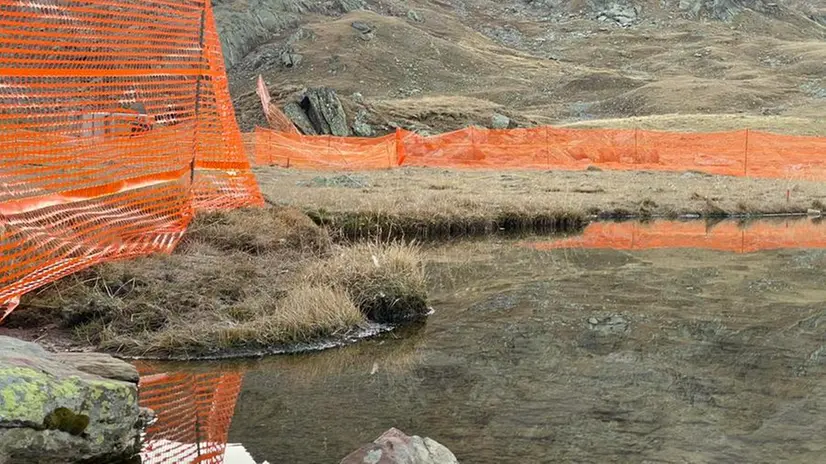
[256,325,427,385]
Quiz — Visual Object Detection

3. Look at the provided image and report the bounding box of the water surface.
[141,219,826,463]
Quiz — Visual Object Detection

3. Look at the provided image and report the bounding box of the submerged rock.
[340,427,459,464]
[0,336,142,464]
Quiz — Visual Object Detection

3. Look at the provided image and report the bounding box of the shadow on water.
[137,218,826,464]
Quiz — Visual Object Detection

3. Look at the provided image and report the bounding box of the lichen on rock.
[0,336,142,464]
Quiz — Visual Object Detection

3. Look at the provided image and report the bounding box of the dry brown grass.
[182,207,330,254]
[563,114,826,137]
[305,243,428,323]
[261,171,588,239]
[12,207,427,359]
[255,167,826,226]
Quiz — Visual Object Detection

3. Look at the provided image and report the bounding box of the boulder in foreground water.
[340,427,459,464]
[0,336,142,464]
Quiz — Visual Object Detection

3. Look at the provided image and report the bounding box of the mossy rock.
[0,336,141,464]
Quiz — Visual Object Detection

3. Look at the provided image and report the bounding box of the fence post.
[395,128,406,166]
[190,6,207,187]
[744,128,750,176]
[545,126,551,168]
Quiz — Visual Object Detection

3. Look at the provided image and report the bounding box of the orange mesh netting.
[253,127,401,170]
[255,74,298,134]
[138,364,244,464]
[0,0,262,317]
[523,219,826,253]
[253,126,826,181]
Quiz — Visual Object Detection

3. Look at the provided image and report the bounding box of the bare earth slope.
[220,0,826,134]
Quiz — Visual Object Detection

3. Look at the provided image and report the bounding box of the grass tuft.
[305,243,429,323]
[182,207,331,255]
[13,207,426,359]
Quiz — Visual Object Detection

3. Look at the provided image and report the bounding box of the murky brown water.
[141,219,826,464]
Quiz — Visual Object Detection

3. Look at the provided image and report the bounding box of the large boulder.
[0,337,142,464]
[340,428,459,464]
[281,87,352,136]
[283,101,318,135]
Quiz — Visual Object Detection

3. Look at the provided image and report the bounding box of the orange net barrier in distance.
[255,125,826,181]
[138,364,244,464]
[523,219,826,254]
[253,127,400,170]
[0,0,261,318]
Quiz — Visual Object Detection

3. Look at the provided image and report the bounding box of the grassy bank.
[7,207,428,359]
[254,168,826,236]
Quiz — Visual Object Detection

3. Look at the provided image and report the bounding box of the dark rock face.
[283,101,318,135]
[298,88,351,136]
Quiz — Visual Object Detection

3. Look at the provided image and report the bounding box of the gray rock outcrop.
[297,88,351,136]
[340,428,459,464]
[0,337,142,464]
[213,0,363,69]
[352,109,375,137]
[283,101,318,135]
[595,2,640,26]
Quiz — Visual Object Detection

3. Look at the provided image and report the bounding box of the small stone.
[407,10,424,23]
[351,92,365,104]
[491,112,511,129]
[807,209,822,217]
[338,0,364,12]
[352,110,375,137]
[588,317,599,325]
[351,21,374,34]
[280,51,303,68]
[358,31,375,41]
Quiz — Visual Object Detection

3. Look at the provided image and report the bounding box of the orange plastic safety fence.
[523,219,826,253]
[253,126,826,181]
[0,0,262,317]
[253,127,401,170]
[138,364,244,464]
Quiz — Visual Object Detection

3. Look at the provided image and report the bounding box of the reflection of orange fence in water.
[0,1,262,319]
[523,220,826,253]
[138,366,244,464]
[253,126,826,181]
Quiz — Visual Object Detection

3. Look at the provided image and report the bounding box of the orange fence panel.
[402,127,551,169]
[253,127,399,170]
[747,131,826,181]
[138,364,244,464]
[252,125,826,181]
[0,0,262,318]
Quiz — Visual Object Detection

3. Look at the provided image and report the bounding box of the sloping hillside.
[219,0,826,134]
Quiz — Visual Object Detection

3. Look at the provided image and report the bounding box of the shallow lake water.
[139,219,826,464]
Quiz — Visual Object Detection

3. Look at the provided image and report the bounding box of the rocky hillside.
[219,0,826,134]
